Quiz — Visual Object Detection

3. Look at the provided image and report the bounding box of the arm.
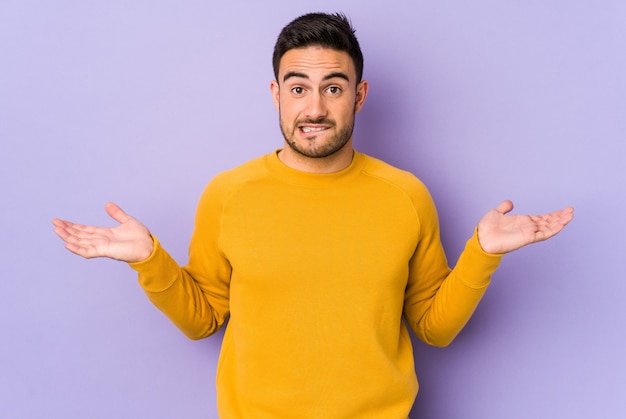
[53,198,230,340]
[129,181,232,339]
[404,195,574,347]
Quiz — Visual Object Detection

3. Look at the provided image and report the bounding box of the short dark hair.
[272,12,364,83]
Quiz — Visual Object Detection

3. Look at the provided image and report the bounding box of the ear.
[270,80,280,111]
[355,80,369,113]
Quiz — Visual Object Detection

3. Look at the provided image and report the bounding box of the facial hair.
[279,112,356,159]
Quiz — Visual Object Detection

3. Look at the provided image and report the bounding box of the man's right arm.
[53,198,230,340]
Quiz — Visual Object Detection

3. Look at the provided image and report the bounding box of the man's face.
[271,46,368,163]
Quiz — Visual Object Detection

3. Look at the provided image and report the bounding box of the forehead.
[278,46,356,81]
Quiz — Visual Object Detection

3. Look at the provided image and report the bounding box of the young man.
[53,13,574,418]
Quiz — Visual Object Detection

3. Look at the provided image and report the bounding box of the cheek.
[337,100,357,120]
[279,99,301,120]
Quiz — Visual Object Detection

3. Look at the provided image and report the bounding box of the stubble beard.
[279,113,355,159]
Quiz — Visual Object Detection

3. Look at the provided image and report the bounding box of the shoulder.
[358,153,439,223]
[359,153,430,197]
[207,153,274,192]
[211,155,269,187]
[196,154,271,209]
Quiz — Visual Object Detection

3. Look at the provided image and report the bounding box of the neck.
[278,143,354,174]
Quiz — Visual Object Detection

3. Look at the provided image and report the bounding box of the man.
[52,12,574,418]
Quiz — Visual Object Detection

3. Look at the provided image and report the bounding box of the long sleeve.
[403,184,502,346]
[128,176,233,340]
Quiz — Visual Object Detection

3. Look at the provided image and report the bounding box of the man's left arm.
[404,200,573,347]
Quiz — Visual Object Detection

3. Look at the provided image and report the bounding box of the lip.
[298,124,330,136]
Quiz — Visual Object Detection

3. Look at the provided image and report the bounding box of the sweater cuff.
[455,229,504,289]
[128,235,181,292]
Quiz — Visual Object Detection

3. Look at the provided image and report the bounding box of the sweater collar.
[264,149,366,188]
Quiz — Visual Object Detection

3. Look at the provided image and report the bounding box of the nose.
[304,91,327,119]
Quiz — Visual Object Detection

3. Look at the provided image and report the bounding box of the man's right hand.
[52,202,154,263]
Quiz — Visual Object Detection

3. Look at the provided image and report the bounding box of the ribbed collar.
[264,149,367,188]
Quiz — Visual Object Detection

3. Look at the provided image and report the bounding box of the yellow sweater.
[130,150,502,418]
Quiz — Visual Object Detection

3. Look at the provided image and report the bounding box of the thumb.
[495,200,514,215]
[104,202,132,224]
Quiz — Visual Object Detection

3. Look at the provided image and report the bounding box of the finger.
[495,200,514,215]
[105,202,132,224]
[51,218,67,228]
[53,218,99,235]
[64,241,100,259]
[558,207,575,224]
[534,207,574,227]
[52,215,115,259]
[550,211,574,229]
[60,228,94,246]
[535,224,566,242]
[66,222,95,233]
[53,224,73,242]
[534,213,572,241]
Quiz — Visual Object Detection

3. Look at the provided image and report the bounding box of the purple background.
[2,1,625,418]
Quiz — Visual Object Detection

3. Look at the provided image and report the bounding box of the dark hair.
[272,12,364,83]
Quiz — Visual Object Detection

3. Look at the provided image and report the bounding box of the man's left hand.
[477,200,574,254]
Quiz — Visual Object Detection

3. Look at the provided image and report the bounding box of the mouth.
[300,125,329,134]
[297,118,335,137]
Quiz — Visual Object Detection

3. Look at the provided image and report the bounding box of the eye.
[326,86,342,95]
[291,86,305,95]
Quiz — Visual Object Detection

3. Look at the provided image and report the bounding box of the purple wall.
[2,1,624,418]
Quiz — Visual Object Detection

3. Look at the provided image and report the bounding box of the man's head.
[272,12,364,84]
[270,13,369,173]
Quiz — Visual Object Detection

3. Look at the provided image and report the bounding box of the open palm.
[477,200,574,254]
[52,202,153,263]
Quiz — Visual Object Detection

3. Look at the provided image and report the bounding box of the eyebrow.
[282,71,350,83]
